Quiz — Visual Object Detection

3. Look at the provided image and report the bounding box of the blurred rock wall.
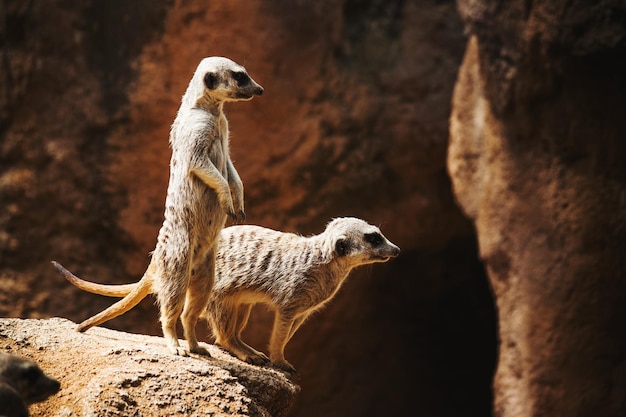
[450,1,626,416]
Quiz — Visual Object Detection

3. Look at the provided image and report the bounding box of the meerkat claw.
[239,210,246,221]
[247,355,270,366]
[275,361,298,376]
[171,346,190,357]
[190,345,212,357]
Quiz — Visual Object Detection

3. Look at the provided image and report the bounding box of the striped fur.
[55,217,399,374]
[52,57,263,356]
[206,217,400,374]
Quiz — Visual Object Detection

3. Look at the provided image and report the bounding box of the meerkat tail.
[75,277,152,332]
[51,261,136,297]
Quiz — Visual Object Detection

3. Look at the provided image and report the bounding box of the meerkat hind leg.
[181,253,215,356]
[287,315,307,341]
[161,305,187,356]
[182,294,211,356]
[158,266,190,356]
[233,303,270,365]
[212,298,268,365]
[269,312,298,374]
[235,302,253,336]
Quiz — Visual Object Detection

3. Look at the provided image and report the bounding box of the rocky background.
[1,0,624,416]
[0,1,495,416]
[449,1,626,416]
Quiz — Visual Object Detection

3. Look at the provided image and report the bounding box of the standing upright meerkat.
[0,353,60,417]
[52,56,264,356]
[59,217,400,374]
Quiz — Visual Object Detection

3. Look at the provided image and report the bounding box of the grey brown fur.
[208,217,400,373]
[57,217,400,374]
[0,354,60,417]
[52,56,263,356]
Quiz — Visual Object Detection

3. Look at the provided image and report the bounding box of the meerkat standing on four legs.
[208,217,400,373]
[52,57,263,356]
[59,217,400,374]
[0,353,60,417]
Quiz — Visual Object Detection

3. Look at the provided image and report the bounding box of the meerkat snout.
[231,70,264,95]
[363,231,400,260]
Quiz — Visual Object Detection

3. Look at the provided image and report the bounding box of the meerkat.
[57,217,400,374]
[0,353,60,417]
[52,56,263,356]
[208,217,400,374]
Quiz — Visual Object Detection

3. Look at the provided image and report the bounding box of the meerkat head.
[183,56,263,108]
[325,217,400,266]
[0,354,60,404]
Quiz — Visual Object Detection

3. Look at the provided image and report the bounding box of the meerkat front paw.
[170,346,190,357]
[245,351,270,366]
[219,195,238,220]
[274,360,298,375]
[231,192,245,222]
[190,345,212,357]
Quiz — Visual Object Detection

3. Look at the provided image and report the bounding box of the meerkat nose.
[256,86,264,96]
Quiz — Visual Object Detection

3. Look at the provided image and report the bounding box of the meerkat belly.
[191,181,227,235]
[229,289,274,306]
[286,270,343,309]
[157,179,225,259]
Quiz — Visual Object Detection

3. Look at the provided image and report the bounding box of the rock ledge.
[0,318,300,417]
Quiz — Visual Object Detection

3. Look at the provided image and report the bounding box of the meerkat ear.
[335,237,351,257]
[204,72,218,90]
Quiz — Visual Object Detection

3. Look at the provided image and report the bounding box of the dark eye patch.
[204,72,218,90]
[335,238,352,256]
[231,71,250,85]
[364,232,383,246]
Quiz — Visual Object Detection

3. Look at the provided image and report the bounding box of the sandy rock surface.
[0,318,299,417]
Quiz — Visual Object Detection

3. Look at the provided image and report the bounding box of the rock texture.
[0,1,496,416]
[449,1,626,416]
[0,318,299,417]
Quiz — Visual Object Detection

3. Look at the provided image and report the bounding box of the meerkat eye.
[204,72,219,90]
[335,238,352,256]
[364,232,383,246]
[231,71,250,86]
